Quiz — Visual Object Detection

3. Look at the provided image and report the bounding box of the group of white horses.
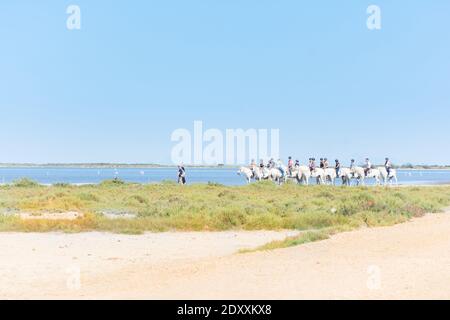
[238,165,398,186]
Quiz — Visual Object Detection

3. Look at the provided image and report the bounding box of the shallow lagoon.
[1,167,449,186]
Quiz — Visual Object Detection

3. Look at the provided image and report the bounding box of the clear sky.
[1,1,449,165]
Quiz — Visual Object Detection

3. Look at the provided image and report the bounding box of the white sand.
[0,230,298,299]
[1,211,450,299]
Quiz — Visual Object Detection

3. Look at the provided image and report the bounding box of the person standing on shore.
[385,158,392,176]
[364,158,372,177]
[178,165,186,185]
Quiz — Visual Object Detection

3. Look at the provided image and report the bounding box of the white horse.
[237,167,254,184]
[378,167,398,185]
[292,166,311,185]
[352,167,381,185]
[268,167,287,185]
[324,168,337,185]
[311,168,326,185]
[339,168,353,186]
[252,167,270,181]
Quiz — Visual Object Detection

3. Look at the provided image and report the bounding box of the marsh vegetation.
[0,179,449,243]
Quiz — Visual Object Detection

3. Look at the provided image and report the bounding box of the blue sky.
[1,1,449,165]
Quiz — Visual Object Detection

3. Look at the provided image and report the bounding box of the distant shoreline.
[0,164,239,169]
[0,164,449,170]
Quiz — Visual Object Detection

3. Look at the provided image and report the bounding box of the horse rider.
[335,159,341,177]
[287,156,294,176]
[349,159,356,178]
[268,158,276,169]
[259,159,265,174]
[249,159,257,177]
[277,159,285,177]
[364,158,372,177]
[323,158,329,169]
[309,158,316,173]
[177,165,186,185]
[385,157,392,176]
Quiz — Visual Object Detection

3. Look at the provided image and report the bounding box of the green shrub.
[12,178,39,188]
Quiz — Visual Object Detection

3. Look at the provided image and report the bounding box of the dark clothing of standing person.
[385,158,392,176]
[178,166,186,185]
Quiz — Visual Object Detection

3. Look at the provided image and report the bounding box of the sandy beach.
[1,210,449,300]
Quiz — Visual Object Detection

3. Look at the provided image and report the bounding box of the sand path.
[1,211,449,299]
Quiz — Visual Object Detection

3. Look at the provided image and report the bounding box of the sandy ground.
[0,230,298,299]
[1,211,450,300]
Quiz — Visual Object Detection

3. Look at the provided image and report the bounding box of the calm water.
[1,167,450,186]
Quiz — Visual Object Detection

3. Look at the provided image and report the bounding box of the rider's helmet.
[351,159,355,162]
[385,157,389,161]
[335,159,339,162]
[320,158,323,161]
[288,156,292,160]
